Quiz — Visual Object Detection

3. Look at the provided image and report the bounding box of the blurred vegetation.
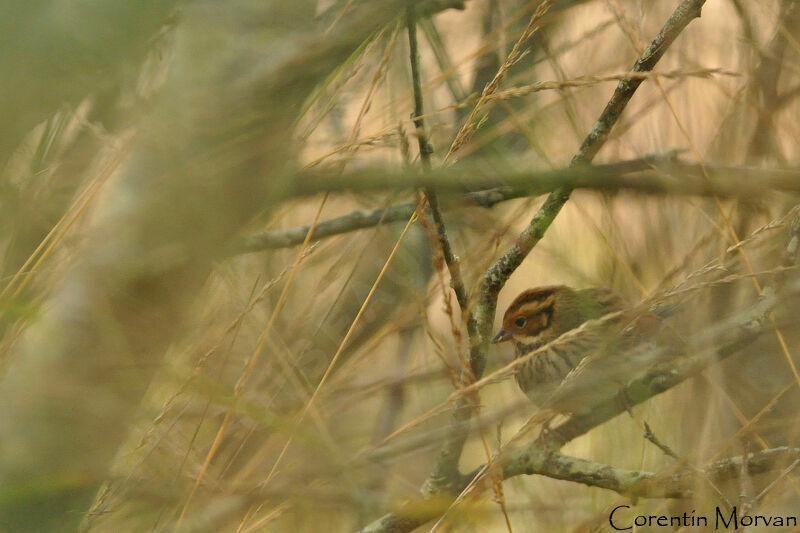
[0,1,799,532]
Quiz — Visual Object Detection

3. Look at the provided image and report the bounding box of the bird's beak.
[491,329,513,344]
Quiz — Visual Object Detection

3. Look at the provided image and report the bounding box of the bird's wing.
[529,307,674,415]
[577,287,628,315]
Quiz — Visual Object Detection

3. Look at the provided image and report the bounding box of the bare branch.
[240,155,800,252]
[292,158,800,198]
[501,447,800,499]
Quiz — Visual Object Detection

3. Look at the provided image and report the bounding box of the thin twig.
[407,6,475,331]
[643,422,679,460]
[485,68,737,101]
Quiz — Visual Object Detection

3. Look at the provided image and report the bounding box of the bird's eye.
[514,316,527,328]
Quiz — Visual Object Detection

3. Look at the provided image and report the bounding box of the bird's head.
[492,286,562,344]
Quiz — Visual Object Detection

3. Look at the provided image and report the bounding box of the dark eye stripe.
[543,306,553,327]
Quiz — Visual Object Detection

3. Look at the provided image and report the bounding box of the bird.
[492,285,677,416]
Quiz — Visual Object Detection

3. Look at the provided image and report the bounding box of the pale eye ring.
[514,316,527,328]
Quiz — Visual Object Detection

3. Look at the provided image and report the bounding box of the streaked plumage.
[494,285,676,415]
